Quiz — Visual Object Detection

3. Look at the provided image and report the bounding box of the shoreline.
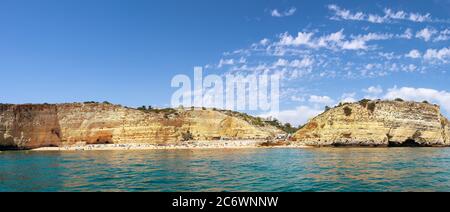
[31,140,312,151]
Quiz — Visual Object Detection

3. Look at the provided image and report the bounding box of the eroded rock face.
[0,104,61,149]
[0,103,281,149]
[293,100,450,147]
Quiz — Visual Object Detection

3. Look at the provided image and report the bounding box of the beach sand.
[32,140,310,151]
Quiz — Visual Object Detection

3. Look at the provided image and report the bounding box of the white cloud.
[379,52,401,60]
[271,9,282,17]
[363,85,383,95]
[403,47,450,63]
[406,49,421,59]
[408,12,432,22]
[308,95,334,105]
[343,33,393,50]
[328,4,365,21]
[407,64,417,72]
[274,58,289,66]
[278,30,392,50]
[363,85,383,100]
[290,57,314,68]
[434,29,450,42]
[365,63,375,70]
[328,5,433,24]
[218,59,235,68]
[340,92,357,103]
[291,95,306,102]
[238,57,247,64]
[384,87,450,113]
[271,7,297,17]
[383,9,407,20]
[216,15,449,83]
[398,28,413,39]
[279,32,315,47]
[388,63,399,72]
[341,39,366,50]
[259,106,323,126]
[368,14,386,23]
[359,33,393,41]
[416,28,437,42]
[285,7,297,16]
[316,29,346,48]
[323,30,346,43]
[260,38,270,46]
[271,57,313,77]
[360,63,390,77]
[423,47,450,62]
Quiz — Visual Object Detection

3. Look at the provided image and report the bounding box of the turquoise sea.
[1,148,450,192]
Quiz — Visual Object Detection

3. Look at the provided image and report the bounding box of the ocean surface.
[1,148,450,192]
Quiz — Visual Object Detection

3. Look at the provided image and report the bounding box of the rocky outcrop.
[293,100,450,147]
[0,104,62,149]
[0,103,281,150]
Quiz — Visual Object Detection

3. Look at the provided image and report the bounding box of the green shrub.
[343,106,352,116]
[181,131,193,141]
[441,118,448,128]
[251,117,265,127]
[282,123,298,134]
[368,102,376,113]
[359,99,371,107]
[84,101,98,104]
[395,98,404,102]
[137,106,147,111]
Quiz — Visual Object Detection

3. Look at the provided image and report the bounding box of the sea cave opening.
[388,139,423,147]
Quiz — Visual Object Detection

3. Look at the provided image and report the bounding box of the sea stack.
[293,100,450,147]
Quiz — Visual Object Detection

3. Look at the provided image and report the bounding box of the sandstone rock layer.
[0,103,280,149]
[293,100,450,147]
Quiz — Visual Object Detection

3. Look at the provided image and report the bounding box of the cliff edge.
[293,100,450,147]
[0,103,281,150]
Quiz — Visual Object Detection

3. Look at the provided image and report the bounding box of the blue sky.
[1,0,450,125]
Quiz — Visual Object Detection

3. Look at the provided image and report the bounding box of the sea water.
[1,148,450,192]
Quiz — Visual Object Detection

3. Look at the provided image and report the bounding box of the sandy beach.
[31,140,310,151]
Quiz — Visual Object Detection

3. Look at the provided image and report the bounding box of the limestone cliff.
[293,100,450,147]
[0,103,281,149]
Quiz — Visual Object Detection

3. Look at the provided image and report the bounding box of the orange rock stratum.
[293,100,450,147]
[0,103,281,149]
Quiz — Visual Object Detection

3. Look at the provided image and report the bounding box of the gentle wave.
[1,148,450,192]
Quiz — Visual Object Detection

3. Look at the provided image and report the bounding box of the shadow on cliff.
[388,139,432,147]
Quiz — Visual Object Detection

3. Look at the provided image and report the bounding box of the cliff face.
[0,104,62,149]
[0,103,281,149]
[293,100,450,147]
